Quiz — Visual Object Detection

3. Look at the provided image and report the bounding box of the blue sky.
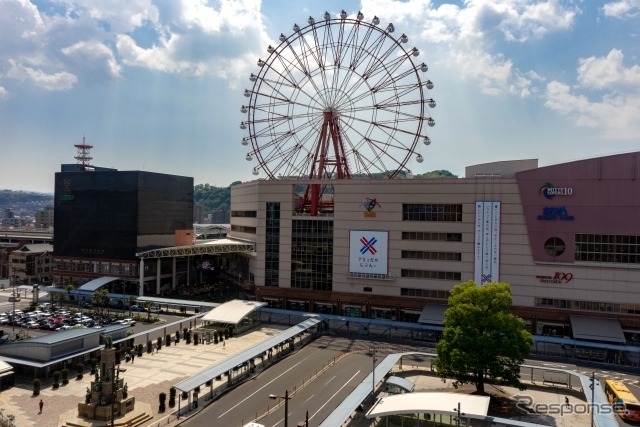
[1,0,639,193]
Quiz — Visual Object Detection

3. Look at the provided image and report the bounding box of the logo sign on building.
[474,201,501,285]
[537,207,574,220]
[540,182,573,199]
[536,272,573,284]
[361,197,381,218]
[349,230,388,275]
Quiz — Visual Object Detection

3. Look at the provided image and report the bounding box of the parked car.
[117,318,136,326]
[8,296,20,302]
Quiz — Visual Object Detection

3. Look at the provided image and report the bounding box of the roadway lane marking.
[325,376,336,386]
[218,348,327,419]
[307,371,361,424]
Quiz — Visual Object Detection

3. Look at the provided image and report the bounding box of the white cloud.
[577,49,640,90]
[0,86,9,100]
[602,0,640,19]
[7,59,78,91]
[61,40,122,83]
[545,49,640,139]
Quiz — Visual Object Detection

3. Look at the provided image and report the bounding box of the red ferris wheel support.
[303,110,351,216]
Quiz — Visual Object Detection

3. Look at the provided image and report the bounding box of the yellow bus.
[604,379,640,421]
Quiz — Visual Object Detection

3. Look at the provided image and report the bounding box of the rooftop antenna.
[74,135,93,165]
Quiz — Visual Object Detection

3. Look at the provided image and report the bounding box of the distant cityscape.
[0,188,231,230]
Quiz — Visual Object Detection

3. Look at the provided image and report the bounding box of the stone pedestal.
[77,344,135,421]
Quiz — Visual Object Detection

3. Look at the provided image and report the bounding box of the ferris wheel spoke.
[244,15,433,183]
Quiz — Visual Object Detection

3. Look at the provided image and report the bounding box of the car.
[117,318,136,326]
[8,296,20,302]
[130,305,143,312]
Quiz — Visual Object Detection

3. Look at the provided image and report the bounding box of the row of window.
[54,259,136,276]
[401,250,462,261]
[291,219,333,291]
[535,298,640,314]
[400,269,462,281]
[401,288,449,300]
[402,232,462,242]
[575,233,640,264]
[231,210,257,217]
[402,204,463,222]
[265,203,280,287]
[231,225,257,234]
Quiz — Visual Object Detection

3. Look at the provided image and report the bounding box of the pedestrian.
[39,399,44,414]
[565,396,570,407]
[223,340,225,349]
[131,352,135,363]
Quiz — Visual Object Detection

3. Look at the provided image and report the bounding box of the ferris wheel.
[241,10,435,214]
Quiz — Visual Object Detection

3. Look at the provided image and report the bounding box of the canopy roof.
[201,299,267,324]
[570,315,625,343]
[367,392,490,418]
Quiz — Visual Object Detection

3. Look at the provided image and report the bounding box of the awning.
[366,392,490,419]
[570,315,626,343]
[417,304,447,325]
[201,299,267,325]
[385,376,415,392]
[77,276,120,292]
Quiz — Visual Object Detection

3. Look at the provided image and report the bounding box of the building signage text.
[536,272,573,284]
[537,207,574,221]
[540,182,573,199]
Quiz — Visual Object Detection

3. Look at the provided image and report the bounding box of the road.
[179,335,415,427]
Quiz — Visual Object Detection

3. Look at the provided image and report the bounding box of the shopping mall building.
[229,152,640,342]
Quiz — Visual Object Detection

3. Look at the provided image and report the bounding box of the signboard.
[474,201,501,285]
[349,230,388,275]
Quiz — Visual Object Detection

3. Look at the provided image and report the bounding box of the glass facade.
[575,234,640,263]
[265,203,280,287]
[291,219,333,291]
[402,204,463,222]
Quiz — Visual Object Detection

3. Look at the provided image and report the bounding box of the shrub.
[185,330,191,344]
[214,331,218,344]
[147,340,153,354]
[33,378,41,396]
[137,343,143,357]
[159,392,166,412]
[169,387,176,408]
[156,336,162,351]
[61,368,69,385]
[76,363,84,380]
[193,332,199,346]
[165,334,171,347]
[90,358,97,374]
[52,371,61,388]
[175,330,180,343]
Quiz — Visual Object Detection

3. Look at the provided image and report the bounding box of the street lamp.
[269,389,290,427]
[371,347,377,402]
[453,402,465,426]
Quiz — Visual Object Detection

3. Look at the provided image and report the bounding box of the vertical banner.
[474,201,501,285]
[474,202,483,285]
[491,202,501,282]
[349,230,389,275]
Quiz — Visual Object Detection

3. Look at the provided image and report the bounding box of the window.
[400,288,449,299]
[544,237,565,256]
[402,232,462,242]
[401,250,462,261]
[402,204,462,222]
[575,234,640,263]
[291,219,333,291]
[231,210,257,217]
[401,269,461,281]
[230,225,257,234]
[265,203,280,287]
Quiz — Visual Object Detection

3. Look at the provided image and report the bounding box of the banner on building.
[474,201,501,285]
[349,230,388,275]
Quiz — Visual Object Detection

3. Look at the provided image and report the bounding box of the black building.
[53,164,193,288]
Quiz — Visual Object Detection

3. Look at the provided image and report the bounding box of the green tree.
[144,300,153,321]
[91,289,110,316]
[434,281,533,394]
[50,291,64,308]
[127,295,138,317]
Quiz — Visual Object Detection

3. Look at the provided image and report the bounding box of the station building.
[229,152,640,342]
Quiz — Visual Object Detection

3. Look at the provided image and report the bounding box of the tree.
[144,300,153,321]
[434,281,533,394]
[92,289,110,316]
[127,295,137,317]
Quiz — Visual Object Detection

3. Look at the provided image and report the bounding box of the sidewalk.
[0,324,289,427]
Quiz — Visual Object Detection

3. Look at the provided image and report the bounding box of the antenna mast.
[74,136,93,165]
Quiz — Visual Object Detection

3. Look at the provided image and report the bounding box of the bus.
[604,379,640,421]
